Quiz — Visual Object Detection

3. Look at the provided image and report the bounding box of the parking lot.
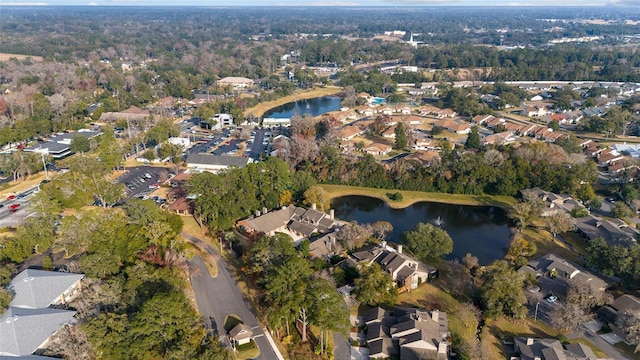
[116,166,174,199]
[525,275,567,324]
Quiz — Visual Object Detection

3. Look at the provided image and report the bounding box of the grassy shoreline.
[319,184,517,210]
[243,86,343,118]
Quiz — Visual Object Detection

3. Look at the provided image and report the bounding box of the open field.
[319,184,517,210]
[0,53,43,62]
[243,86,342,118]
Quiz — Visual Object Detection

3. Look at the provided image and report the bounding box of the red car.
[9,203,20,210]
[6,195,15,201]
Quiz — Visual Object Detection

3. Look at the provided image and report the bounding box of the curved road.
[184,233,281,360]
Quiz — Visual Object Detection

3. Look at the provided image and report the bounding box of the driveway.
[185,234,282,360]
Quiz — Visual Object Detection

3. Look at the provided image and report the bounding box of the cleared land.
[243,86,342,118]
[319,184,517,210]
[0,53,43,62]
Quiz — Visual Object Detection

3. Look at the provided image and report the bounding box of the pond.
[263,96,341,118]
[332,195,513,265]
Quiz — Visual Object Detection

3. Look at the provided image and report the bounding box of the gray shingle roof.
[0,307,76,356]
[9,269,84,309]
[186,154,251,168]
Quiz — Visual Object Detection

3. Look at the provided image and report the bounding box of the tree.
[462,253,479,272]
[303,185,330,212]
[617,310,640,353]
[400,222,453,262]
[394,122,407,150]
[308,278,349,355]
[543,211,575,240]
[510,195,544,230]
[478,260,526,319]
[70,134,91,154]
[465,126,481,150]
[548,120,560,131]
[612,201,630,219]
[335,223,372,250]
[353,263,397,307]
[505,237,536,266]
[264,256,312,336]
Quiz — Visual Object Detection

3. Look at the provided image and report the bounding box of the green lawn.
[236,340,261,360]
[615,342,640,360]
[319,184,517,210]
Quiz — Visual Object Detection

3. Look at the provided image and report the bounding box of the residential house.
[612,143,640,158]
[167,197,192,216]
[597,149,624,167]
[0,269,84,357]
[575,215,639,247]
[380,106,394,116]
[382,126,397,139]
[394,105,413,114]
[0,307,77,356]
[512,337,597,360]
[237,204,338,241]
[358,106,377,117]
[434,120,471,134]
[521,254,608,295]
[471,114,494,125]
[485,116,506,129]
[186,154,253,173]
[520,101,553,117]
[9,269,84,309]
[596,294,640,327]
[483,132,516,146]
[399,115,424,125]
[413,137,441,151]
[541,113,570,125]
[229,323,253,346]
[520,188,587,216]
[309,232,341,260]
[435,108,456,118]
[365,143,392,156]
[541,131,564,143]
[340,125,365,141]
[351,243,435,290]
[365,306,449,360]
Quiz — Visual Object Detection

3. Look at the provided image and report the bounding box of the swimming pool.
[371,97,386,105]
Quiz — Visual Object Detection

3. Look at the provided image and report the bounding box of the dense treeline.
[295,142,596,199]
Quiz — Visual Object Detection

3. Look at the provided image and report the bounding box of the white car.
[546,295,558,303]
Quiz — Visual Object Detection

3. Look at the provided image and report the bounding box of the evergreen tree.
[394,122,407,150]
[465,126,481,150]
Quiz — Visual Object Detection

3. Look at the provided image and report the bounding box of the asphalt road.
[0,186,39,227]
[186,238,279,360]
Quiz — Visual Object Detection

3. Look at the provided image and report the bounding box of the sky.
[0,0,639,6]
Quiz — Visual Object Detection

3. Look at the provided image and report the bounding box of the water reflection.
[332,196,512,265]
[263,96,341,118]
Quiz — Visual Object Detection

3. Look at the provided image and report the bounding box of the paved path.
[333,332,350,360]
[569,326,631,360]
[184,233,282,360]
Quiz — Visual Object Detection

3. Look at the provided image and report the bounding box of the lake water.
[263,96,341,118]
[332,196,513,265]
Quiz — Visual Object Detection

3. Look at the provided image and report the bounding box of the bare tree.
[543,211,575,240]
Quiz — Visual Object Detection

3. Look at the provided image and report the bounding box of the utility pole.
[534,302,539,322]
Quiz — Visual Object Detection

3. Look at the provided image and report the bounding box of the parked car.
[528,286,541,293]
[6,195,15,201]
[545,295,558,303]
[144,173,152,179]
[9,203,20,210]
[17,193,26,199]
